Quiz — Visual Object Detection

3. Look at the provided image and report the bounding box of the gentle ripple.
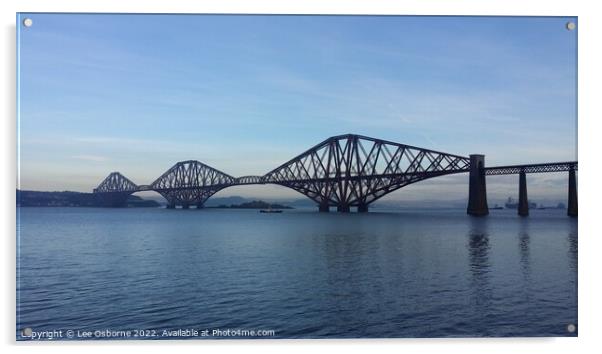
[16,207,577,339]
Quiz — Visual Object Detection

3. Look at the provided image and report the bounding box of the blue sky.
[17,14,577,202]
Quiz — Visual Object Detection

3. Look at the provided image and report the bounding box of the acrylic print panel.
[16,13,577,340]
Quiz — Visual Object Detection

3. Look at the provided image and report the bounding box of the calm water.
[16,207,577,339]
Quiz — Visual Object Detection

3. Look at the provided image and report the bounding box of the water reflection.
[566,231,578,334]
[467,217,492,325]
[17,208,578,338]
[516,220,535,328]
[567,231,577,273]
[318,218,387,337]
[518,221,531,283]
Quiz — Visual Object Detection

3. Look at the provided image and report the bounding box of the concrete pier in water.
[467,154,489,216]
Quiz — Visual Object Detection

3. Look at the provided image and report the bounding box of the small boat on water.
[490,204,504,210]
[260,205,283,213]
[260,209,283,213]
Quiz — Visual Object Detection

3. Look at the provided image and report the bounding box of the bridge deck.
[484,161,577,175]
[91,134,577,213]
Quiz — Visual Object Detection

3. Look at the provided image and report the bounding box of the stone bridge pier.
[467,154,489,216]
[568,168,578,217]
[467,156,578,218]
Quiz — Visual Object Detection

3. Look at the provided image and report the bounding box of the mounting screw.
[566,22,576,31]
[22,327,32,337]
[23,18,33,27]
[567,323,576,333]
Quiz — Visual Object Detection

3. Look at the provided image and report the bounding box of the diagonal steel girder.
[92,134,475,207]
[262,134,470,206]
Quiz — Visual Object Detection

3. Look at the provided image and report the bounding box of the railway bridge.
[93,134,577,217]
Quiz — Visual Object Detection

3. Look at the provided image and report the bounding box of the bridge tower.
[92,172,138,208]
[467,154,489,216]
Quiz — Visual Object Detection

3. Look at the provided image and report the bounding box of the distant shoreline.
[16,190,293,210]
[207,200,293,210]
[16,189,567,210]
[16,190,160,208]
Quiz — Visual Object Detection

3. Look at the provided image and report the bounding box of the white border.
[3,1,601,353]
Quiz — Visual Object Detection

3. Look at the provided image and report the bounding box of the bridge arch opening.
[371,174,470,210]
[129,190,167,208]
[207,184,314,208]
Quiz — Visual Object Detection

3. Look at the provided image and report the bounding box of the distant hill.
[16,190,160,208]
[204,196,249,207]
[212,200,293,209]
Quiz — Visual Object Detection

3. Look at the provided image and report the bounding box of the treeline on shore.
[16,190,293,209]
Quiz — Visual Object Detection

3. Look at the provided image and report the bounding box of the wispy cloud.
[18,15,576,199]
[71,154,109,162]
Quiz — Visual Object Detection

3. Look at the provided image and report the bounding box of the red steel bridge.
[93,134,577,217]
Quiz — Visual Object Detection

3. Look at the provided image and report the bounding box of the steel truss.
[149,160,235,207]
[92,134,576,209]
[93,172,138,193]
[93,172,139,207]
[263,134,470,207]
[235,176,264,184]
[485,162,577,176]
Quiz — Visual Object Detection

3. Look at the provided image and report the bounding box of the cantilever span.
[261,134,471,212]
[148,160,236,209]
[92,134,577,216]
